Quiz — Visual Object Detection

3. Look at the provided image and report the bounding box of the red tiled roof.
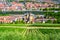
[12,2,17,5]
[0,3,5,8]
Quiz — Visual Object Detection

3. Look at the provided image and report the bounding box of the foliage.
[0,11,60,24]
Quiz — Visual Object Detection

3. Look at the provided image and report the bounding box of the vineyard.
[0,27,60,40]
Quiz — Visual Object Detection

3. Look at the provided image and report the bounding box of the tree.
[6,0,15,2]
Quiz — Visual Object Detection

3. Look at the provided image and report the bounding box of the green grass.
[29,23,60,27]
[0,23,60,27]
[0,27,60,40]
[0,23,60,40]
